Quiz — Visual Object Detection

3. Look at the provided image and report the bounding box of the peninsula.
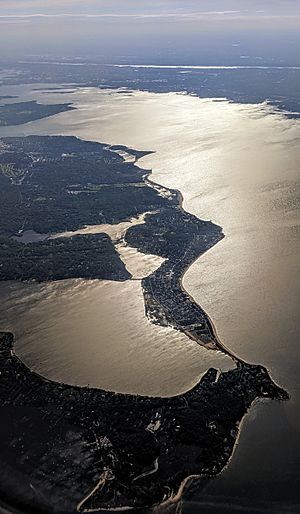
[0,134,289,513]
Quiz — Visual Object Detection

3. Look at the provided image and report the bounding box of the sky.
[0,1,299,64]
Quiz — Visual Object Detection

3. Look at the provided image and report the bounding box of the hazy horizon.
[0,0,300,65]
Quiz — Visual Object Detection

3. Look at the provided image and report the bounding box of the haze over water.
[0,84,299,510]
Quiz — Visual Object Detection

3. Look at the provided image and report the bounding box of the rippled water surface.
[0,279,234,396]
[0,84,299,510]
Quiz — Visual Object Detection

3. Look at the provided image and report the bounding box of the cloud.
[0,0,299,17]
[1,11,300,25]
[0,18,29,24]
[0,11,242,20]
[0,1,299,27]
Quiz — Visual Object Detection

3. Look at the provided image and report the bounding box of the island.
[0,100,74,126]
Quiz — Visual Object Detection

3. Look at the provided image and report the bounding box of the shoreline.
[136,156,242,362]
[0,134,290,513]
[0,331,289,513]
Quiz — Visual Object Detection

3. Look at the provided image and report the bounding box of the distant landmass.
[0,100,74,126]
[0,60,300,115]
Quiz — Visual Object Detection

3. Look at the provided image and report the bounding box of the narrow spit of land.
[0,135,289,513]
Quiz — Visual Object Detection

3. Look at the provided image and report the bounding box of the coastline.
[112,148,236,358]
[129,152,242,361]
[0,330,288,513]
[104,145,234,359]
[0,134,290,512]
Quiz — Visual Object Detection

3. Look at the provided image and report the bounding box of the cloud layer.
[0,0,299,18]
